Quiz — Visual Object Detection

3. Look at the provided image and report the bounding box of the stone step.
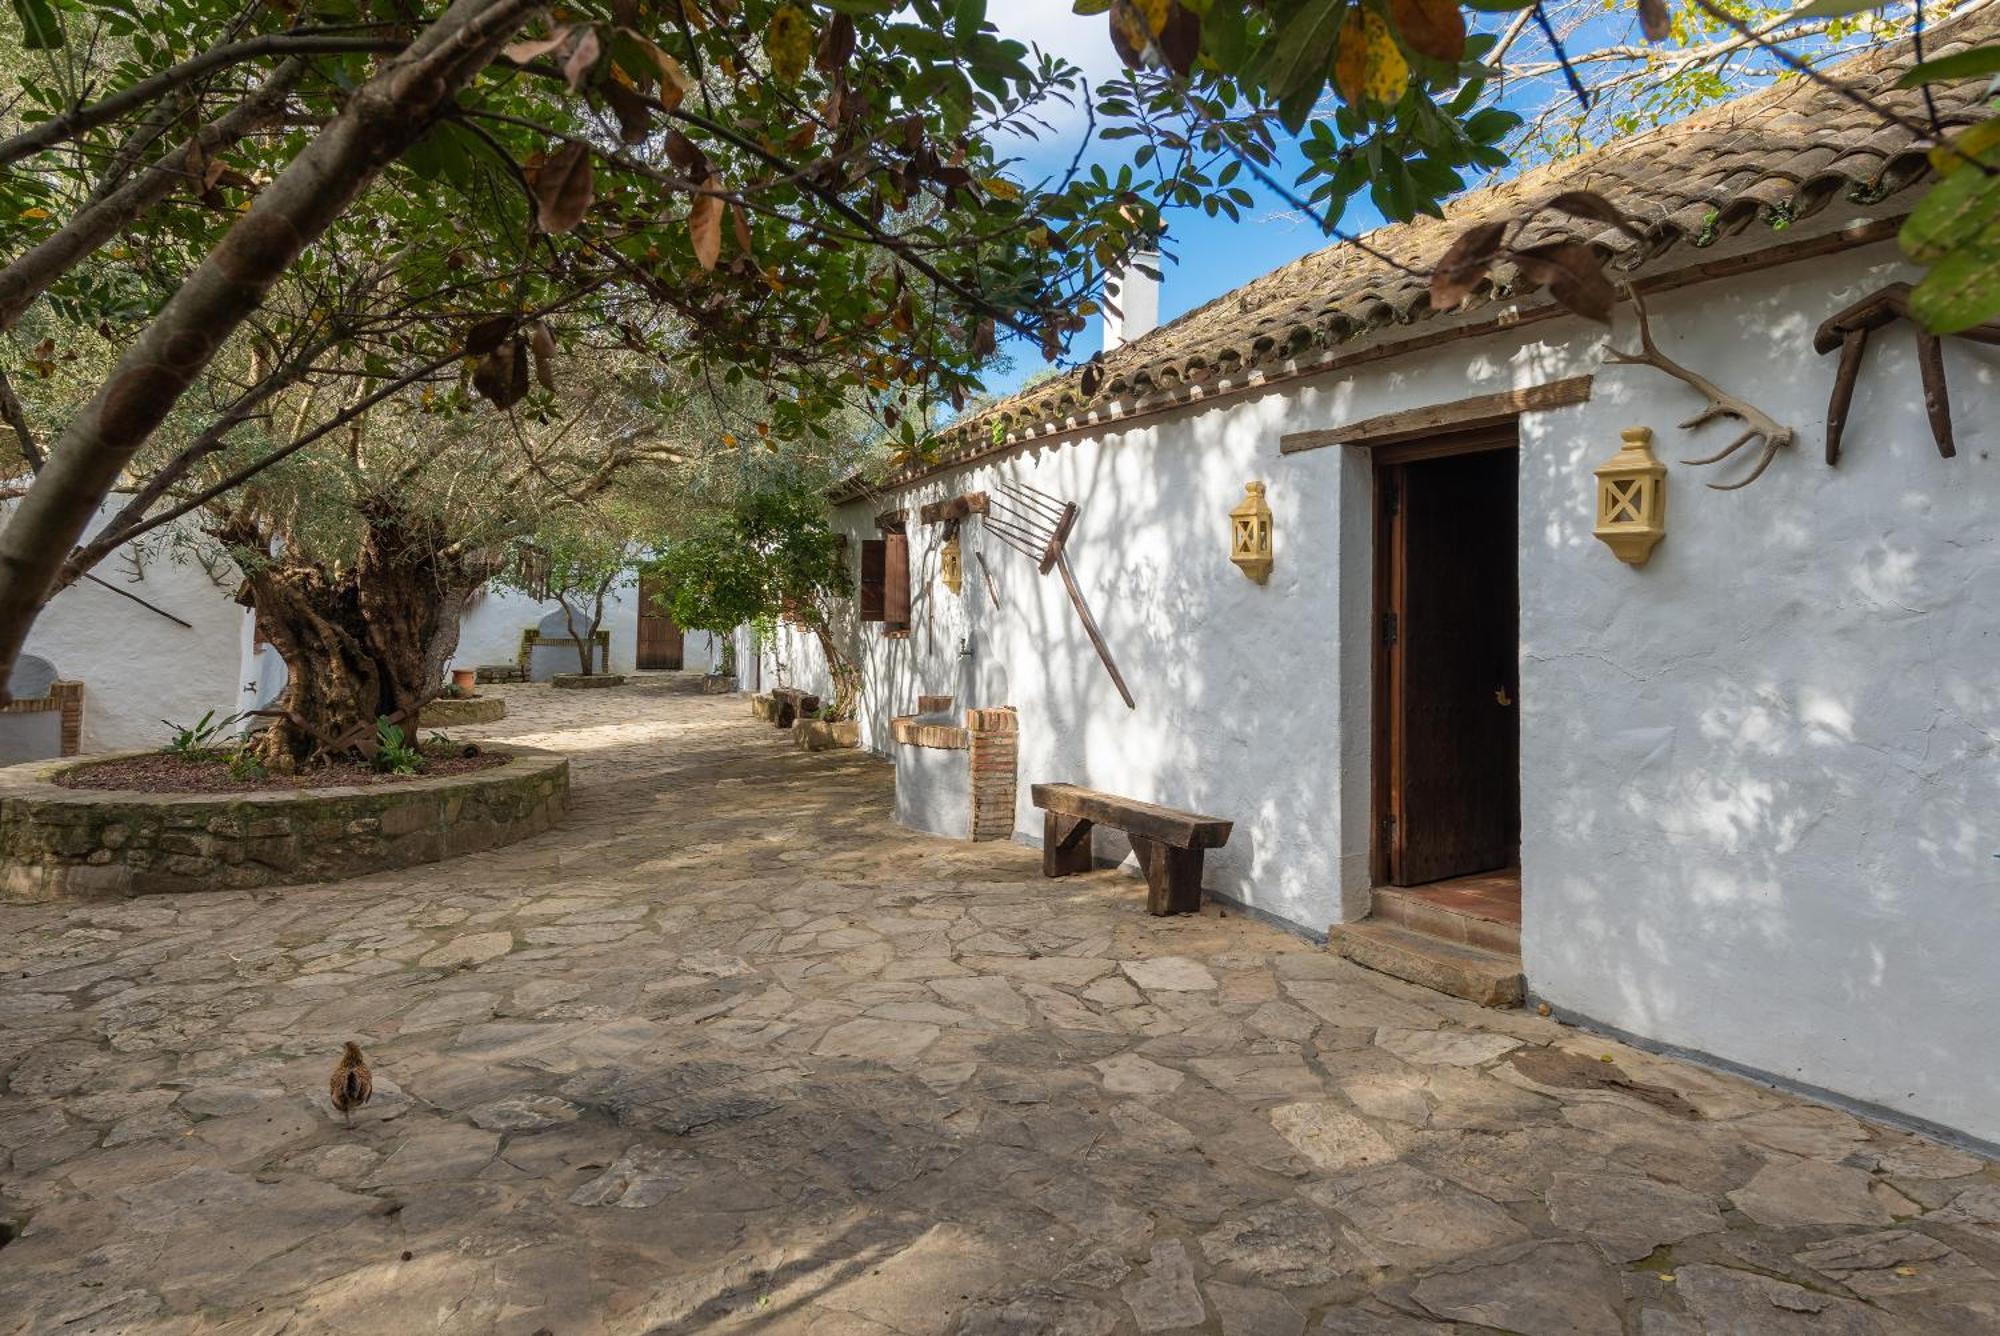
[1371,887,1521,954]
[1328,921,1525,1008]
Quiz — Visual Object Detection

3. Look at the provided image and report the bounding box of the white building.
[3,515,714,757]
[757,19,2000,1150]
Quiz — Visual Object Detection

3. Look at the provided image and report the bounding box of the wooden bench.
[769,687,820,728]
[1031,783,1234,916]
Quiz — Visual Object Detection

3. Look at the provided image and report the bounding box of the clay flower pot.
[450,668,478,693]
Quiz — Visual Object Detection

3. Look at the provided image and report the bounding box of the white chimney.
[1103,249,1161,353]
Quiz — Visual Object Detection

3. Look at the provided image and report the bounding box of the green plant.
[160,710,238,756]
[373,719,425,776]
[225,742,268,783]
[436,682,468,700]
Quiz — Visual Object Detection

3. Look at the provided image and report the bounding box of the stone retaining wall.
[0,745,568,904]
[421,696,507,727]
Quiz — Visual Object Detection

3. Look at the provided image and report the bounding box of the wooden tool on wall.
[982,480,1136,709]
[1813,283,2000,467]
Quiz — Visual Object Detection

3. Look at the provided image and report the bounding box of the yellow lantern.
[939,528,964,595]
[1593,427,1667,566]
[1229,481,1274,584]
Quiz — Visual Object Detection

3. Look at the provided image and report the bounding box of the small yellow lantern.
[939,528,964,595]
[1593,427,1667,566]
[1229,481,1274,584]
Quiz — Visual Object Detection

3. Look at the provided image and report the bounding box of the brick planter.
[550,673,626,690]
[702,674,734,695]
[422,696,506,727]
[794,719,861,752]
[750,694,779,722]
[0,745,568,904]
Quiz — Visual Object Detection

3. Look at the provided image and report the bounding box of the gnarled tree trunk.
[224,500,490,765]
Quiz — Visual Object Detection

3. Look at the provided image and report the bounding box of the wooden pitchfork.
[982,480,1136,709]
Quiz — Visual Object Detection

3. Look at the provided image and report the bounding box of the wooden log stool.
[1031,783,1234,915]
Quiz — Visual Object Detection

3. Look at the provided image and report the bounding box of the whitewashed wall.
[1517,244,2000,1146]
[13,507,247,753]
[775,236,1999,1144]
[447,580,721,679]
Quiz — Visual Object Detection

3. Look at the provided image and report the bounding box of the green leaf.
[1901,159,2000,332]
[1266,0,1342,103]
[11,0,63,48]
[1907,239,2000,333]
[1896,44,2000,88]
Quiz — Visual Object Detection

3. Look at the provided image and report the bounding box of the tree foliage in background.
[498,517,641,677]
[0,0,1992,712]
[645,475,857,719]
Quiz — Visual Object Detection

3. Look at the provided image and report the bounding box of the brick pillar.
[52,681,83,757]
[966,706,1018,842]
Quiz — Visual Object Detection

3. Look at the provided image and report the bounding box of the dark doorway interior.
[1375,435,1520,888]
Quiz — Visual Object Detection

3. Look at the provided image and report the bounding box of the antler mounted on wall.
[1814,282,2000,467]
[1603,287,1798,490]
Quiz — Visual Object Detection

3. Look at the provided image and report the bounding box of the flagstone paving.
[1,676,1995,1334]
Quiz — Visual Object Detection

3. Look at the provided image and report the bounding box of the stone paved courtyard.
[2,677,1996,1334]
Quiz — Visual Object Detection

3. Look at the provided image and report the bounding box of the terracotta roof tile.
[840,6,1996,499]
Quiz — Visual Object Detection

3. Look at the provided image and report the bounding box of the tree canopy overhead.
[0,0,1992,707]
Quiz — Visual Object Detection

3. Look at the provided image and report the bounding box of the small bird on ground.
[329,1041,373,1127]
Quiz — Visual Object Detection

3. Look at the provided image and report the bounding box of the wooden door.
[636,573,684,670]
[1377,439,1519,886]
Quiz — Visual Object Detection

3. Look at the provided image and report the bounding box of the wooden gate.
[636,574,685,670]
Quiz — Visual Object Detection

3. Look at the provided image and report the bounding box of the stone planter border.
[421,696,507,726]
[550,673,626,690]
[0,744,568,904]
[795,719,861,752]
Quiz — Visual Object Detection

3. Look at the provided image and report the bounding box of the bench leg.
[1134,838,1204,915]
[1043,812,1094,878]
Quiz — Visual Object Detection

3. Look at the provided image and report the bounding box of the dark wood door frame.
[1370,425,1519,888]
[635,573,685,670]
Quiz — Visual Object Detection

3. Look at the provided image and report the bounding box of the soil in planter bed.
[57,746,508,794]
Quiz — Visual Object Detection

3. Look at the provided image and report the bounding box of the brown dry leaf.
[664,130,707,176]
[730,202,753,258]
[973,315,996,358]
[1544,189,1647,241]
[534,142,594,234]
[1389,0,1465,63]
[816,12,856,73]
[464,314,514,355]
[1108,0,1157,68]
[502,27,571,64]
[472,339,530,410]
[689,183,724,270]
[529,322,558,392]
[605,80,651,144]
[1430,219,1508,310]
[1509,242,1616,323]
[563,27,602,91]
[633,34,695,109]
[1638,0,1670,42]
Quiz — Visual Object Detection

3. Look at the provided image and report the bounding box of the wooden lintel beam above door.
[1278,375,1594,456]
[918,491,989,525]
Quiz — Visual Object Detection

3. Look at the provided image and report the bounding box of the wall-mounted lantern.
[1593,427,1667,566]
[1229,481,1274,584]
[939,525,964,595]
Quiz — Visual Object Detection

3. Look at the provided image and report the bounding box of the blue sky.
[980,2,1393,400]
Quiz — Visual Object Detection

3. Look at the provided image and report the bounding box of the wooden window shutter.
[859,538,886,621]
[883,532,911,634]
